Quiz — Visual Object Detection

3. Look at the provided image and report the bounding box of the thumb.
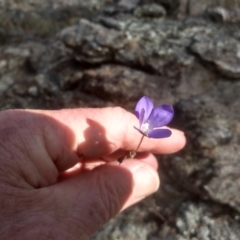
[50,159,160,239]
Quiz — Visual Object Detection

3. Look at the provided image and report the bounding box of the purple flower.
[134,96,174,138]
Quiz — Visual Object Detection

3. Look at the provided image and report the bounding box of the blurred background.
[1,1,240,239]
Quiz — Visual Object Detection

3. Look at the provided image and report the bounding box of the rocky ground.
[1,0,240,239]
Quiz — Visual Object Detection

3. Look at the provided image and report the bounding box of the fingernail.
[132,164,160,199]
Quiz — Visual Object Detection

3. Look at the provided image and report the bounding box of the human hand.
[0,107,185,239]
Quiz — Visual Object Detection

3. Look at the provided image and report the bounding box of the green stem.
[135,134,145,152]
[129,134,145,159]
[118,135,145,163]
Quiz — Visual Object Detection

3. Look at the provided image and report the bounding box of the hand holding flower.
[0,106,185,239]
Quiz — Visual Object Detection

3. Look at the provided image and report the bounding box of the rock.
[80,64,173,103]
[58,18,193,76]
[196,117,233,149]
[0,0,106,40]
[58,19,126,64]
[0,45,30,75]
[118,0,140,11]
[27,41,73,72]
[190,34,240,79]
[175,201,240,240]
[134,4,167,18]
[28,85,39,97]
[140,0,180,16]
[204,144,240,212]
[163,80,240,214]
[187,0,240,16]
[187,0,210,16]
[91,204,158,240]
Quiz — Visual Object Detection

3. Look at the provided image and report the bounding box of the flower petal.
[148,104,174,129]
[148,129,172,138]
[135,96,154,126]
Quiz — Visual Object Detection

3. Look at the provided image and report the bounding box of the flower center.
[140,122,150,134]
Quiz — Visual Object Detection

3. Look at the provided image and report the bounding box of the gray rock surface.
[1,0,240,239]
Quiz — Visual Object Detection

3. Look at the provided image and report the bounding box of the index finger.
[41,107,186,159]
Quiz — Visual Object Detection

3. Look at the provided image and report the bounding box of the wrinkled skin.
[0,107,185,240]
